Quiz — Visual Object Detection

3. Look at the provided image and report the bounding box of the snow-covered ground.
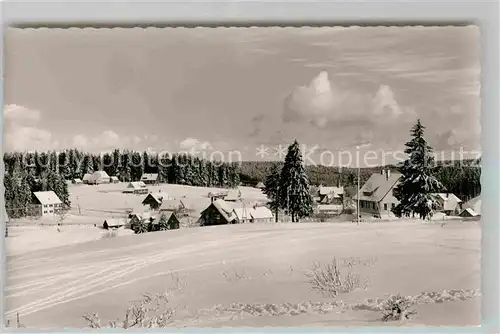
[5,219,480,328]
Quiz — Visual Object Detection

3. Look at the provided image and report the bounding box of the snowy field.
[5,219,481,329]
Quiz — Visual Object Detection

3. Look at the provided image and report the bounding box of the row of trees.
[261,119,481,222]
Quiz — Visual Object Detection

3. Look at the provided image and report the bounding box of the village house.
[208,191,228,201]
[123,181,149,195]
[82,173,93,184]
[110,176,120,183]
[199,199,237,226]
[233,206,254,223]
[159,199,186,214]
[250,206,274,223]
[225,188,242,202]
[90,170,111,185]
[255,182,265,189]
[318,186,344,205]
[460,195,481,217]
[141,173,159,185]
[102,218,126,230]
[33,191,63,217]
[72,178,83,185]
[142,192,165,210]
[431,193,463,216]
[353,169,401,218]
[151,212,181,231]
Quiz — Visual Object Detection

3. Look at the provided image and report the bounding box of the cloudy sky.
[3,26,481,166]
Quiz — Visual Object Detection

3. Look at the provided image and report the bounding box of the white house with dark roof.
[141,173,159,185]
[353,169,401,218]
[33,191,63,216]
[124,181,149,195]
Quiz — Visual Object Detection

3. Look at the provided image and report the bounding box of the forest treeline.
[3,149,480,218]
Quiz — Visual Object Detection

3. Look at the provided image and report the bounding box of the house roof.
[127,181,147,189]
[319,186,344,196]
[104,218,126,227]
[110,176,119,180]
[160,199,185,211]
[142,192,164,204]
[33,191,63,205]
[464,196,481,215]
[82,173,93,181]
[251,206,274,219]
[433,193,462,203]
[73,178,82,182]
[256,182,265,189]
[233,207,255,220]
[141,173,159,181]
[93,170,110,179]
[353,172,402,202]
[460,208,479,217]
[225,188,241,201]
[210,199,237,222]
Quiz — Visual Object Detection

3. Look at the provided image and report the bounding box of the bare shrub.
[381,294,417,322]
[305,258,368,297]
[83,293,175,329]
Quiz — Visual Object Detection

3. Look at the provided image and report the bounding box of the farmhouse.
[110,176,120,183]
[102,218,126,230]
[225,188,242,202]
[431,193,463,215]
[72,178,83,184]
[250,206,274,223]
[151,212,181,231]
[91,171,111,185]
[124,181,149,195]
[460,195,481,217]
[199,199,237,226]
[82,173,93,184]
[318,186,344,205]
[353,169,401,218]
[142,192,165,210]
[141,173,159,185]
[233,206,254,223]
[33,191,63,217]
[208,191,228,201]
[159,199,186,213]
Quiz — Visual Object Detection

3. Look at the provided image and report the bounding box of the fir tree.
[392,119,443,220]
[278,140,314,222]
[263,163,282,223]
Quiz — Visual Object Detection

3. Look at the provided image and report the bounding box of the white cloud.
[283,71,416,143]
[3,104,58,152]
[179,137,212,151]
[3,104,41,122]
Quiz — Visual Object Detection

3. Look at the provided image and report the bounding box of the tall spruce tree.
[278,140,314,222]
[392,119,443,220]
[263,163,282,223]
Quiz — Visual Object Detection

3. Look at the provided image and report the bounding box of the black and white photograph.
[3,26,481,329]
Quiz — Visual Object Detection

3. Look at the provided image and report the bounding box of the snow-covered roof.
[93,170,110,179]
[141,173,159,181]
[250,206,273,219]
[127,181,147,189]
[233,207,254,220]
[33,191,62,205]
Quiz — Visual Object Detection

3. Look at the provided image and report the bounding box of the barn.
[142,192,165,210]
[199,199,237,226]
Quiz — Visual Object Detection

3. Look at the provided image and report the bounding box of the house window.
[49,204,53,207]
[384,203,388,210]
[44,204,48,208]
[43,211,47,214]
[391,203,395,209]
